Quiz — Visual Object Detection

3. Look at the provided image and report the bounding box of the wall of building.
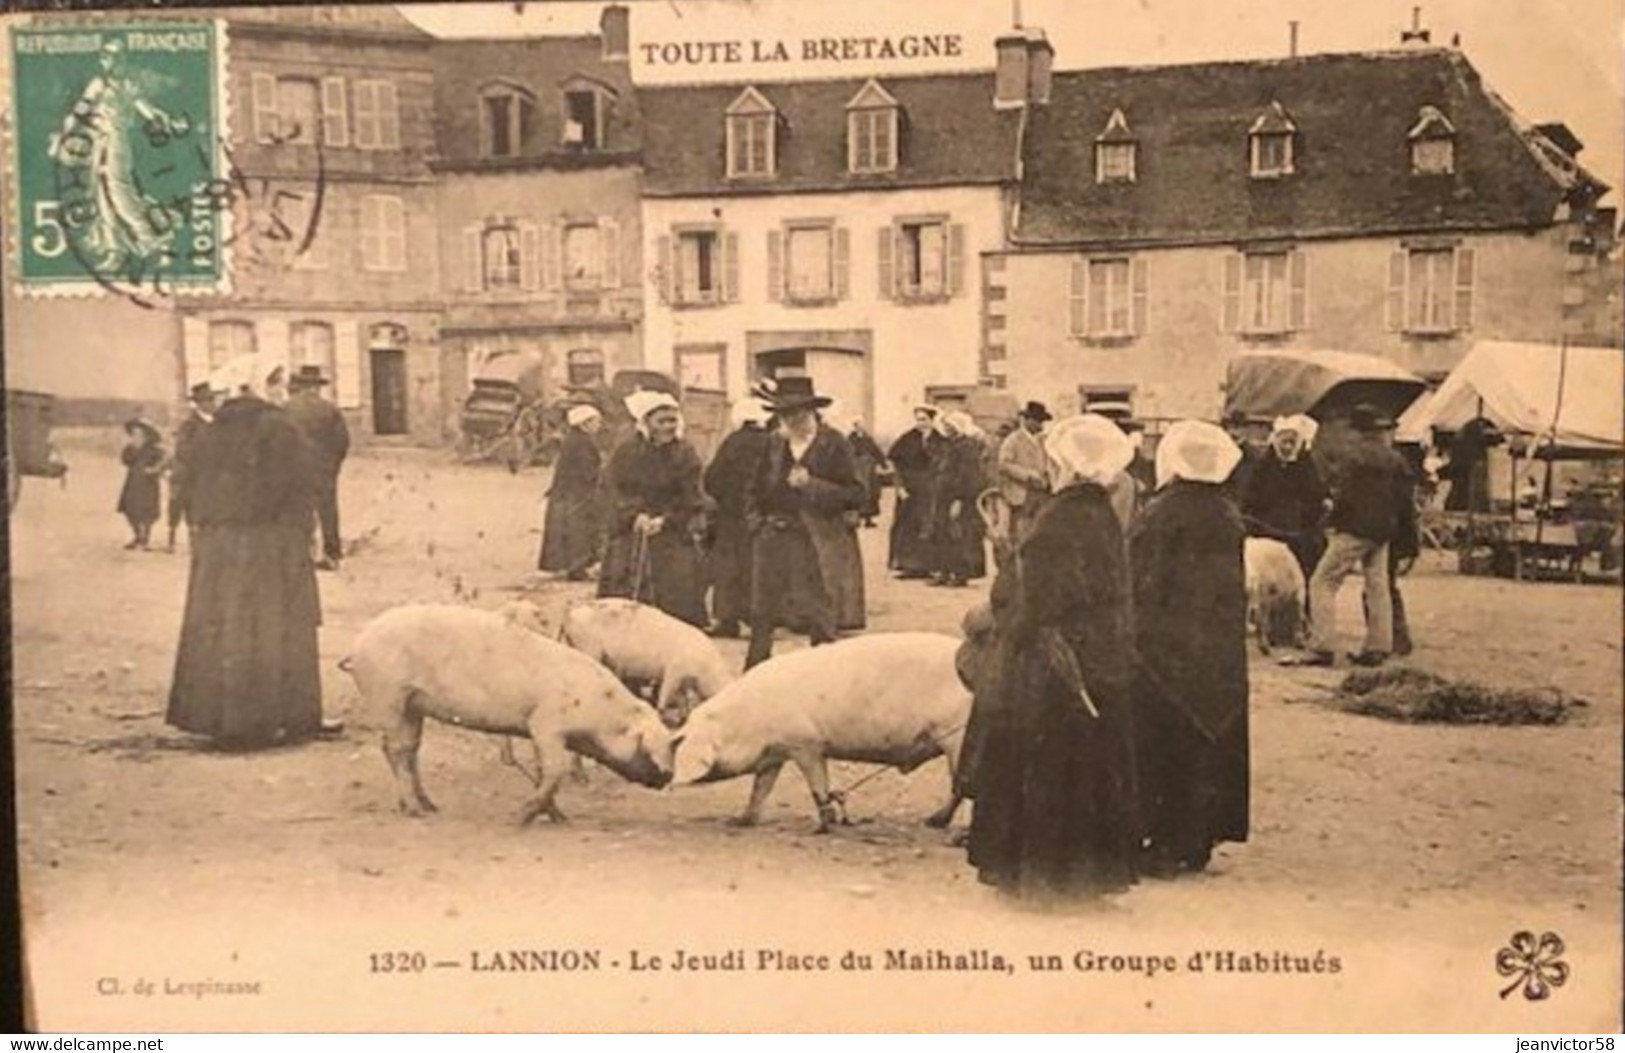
[642,185,1004,441]
[998,225,1583,422]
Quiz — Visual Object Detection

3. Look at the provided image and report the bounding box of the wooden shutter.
[1385,249,1407,331]
[463,225,482,292]
[333,318,362,409]
[519,221,541,292]
[353,81,378,149]
[182,316,210,388]
[834,226,850,301]
[1131,258,1149,335]
[723,231,741,302]
[252,73,278,144]
[378,81,400,149]
[541,222,562,292]
[1068,258,1088,336]
[767,230,783,303]
[1221,254,1241,332]
[946,223,966,296]
[657,234,674,304]
[1453,247,1475,330]
[320,77,349,148]
[877,226,894,299]
[599,217,621,289]
[1288,249,1308,331]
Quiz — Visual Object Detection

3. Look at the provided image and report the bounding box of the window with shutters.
[290,321,336,378]
[677,230,720,304]
[1067,256,1148,340]
[207,320,257,370]
[1393,245,1474,334]
[567,348,605,387]
[353,79,400,151]
[725,88,777,179]
[1409,106,1456,175]
[899,220,946,300]
[1249,101,1297,178]
[783,222,835,303]
[846,80,900,174]
[564,224,603,290]
[480,84,535,158]
[1222,249,1307,336]
[360,195,407,272]
[482,224,522,290]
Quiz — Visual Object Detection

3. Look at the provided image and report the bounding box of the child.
[118,418,165,550]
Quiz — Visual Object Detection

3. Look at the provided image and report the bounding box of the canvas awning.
[1222,349,1427,423]
[1397,341,1624,454]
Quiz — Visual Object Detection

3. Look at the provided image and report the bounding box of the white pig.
[1244,537,1307,655]
[672,632,971,834]
[559,598,735,727]
[341,604,675,824]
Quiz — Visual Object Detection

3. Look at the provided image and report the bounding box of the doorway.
[371,349,409,435]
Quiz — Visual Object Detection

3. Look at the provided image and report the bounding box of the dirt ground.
[9,435,1623,1032]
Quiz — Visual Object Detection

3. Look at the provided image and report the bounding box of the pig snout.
[584,715,675,789]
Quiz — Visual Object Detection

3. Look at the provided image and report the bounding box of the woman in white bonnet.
[1240,413,1328,582]
[537,403,605,581]
[964,413,1143,901]
[1127,419,1250,877]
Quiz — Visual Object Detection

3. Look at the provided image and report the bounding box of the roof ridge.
[1049,45,1458,80]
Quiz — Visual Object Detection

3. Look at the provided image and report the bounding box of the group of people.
[885,405,1000,588]
[537,376,870,670]
[139,358,352,751]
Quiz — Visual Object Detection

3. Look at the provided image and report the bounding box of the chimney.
[994,32,1029,108]
[1289,21,1299,58]
[1400,6,1431,45]
[1025,28,1054,104]
[600,4,629,62]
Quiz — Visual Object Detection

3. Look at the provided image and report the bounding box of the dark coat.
[166,397,324,749]
[168,411,209,509]
[703,423,772,628]
[886,427,939,573]
[847,428,886,519]
[1128,480,1250,867]
[538,427,603,573]
[925,433,988,581]
[283,391,350,479]
[597,433,708,627]
[1325,442,1411,544]
[1241,452,1328,579]
[747,425,868,632]
[965,484,1142,899]
[117,439,165,524]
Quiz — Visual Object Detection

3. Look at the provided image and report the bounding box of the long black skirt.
[166,522,324,748]
[599,527,708,628]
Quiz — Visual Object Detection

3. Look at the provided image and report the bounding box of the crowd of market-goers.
[128,353,1423,909]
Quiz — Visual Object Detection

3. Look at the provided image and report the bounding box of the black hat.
[765,375,832,413]
[188,381,215,402]
[290,364,329,389]
[1021,400,1052,423]
[1349,403,1397,432]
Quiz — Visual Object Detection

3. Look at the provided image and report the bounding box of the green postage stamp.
[8,21,230,299]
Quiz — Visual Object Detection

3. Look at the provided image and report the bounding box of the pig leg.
[514,725,572,827]
[787,750,843,834]
[728,762,784,827]
[924,730,966,829]
[382,691,436,816]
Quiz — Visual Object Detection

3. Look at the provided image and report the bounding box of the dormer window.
[1249,101,1297,178]
[1409,106,1456,175]
[480,82,536,159]
[726,87,777,179]
[563,90,600,149]
[846,79,899,174]
[1094,108,1137,184]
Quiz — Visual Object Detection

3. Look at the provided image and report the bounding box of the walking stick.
[629,527,654,606]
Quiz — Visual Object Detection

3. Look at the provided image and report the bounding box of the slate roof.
[1014,48,1608,247]
[638,72,1020,197]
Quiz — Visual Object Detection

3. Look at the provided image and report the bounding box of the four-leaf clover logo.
[1496,930,1569,1000]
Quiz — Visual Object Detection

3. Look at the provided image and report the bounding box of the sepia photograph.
[2,0,1621,1033]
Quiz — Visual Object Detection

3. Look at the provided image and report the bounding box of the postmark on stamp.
[9,21,230,300]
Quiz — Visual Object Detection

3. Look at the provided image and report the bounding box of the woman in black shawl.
[886,406,940,579]
[1128,419,1250,877]
[965,413,1142,901]
[597,392,709,627]
[1241,414,1328,582]
[537,404,604,580]
[924,410,989,587]
[117,417,165,550]
[846,419,886,527]
[167,361,328,750]
[703,397,774,638]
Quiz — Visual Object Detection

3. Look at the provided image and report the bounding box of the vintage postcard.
[4,0,1622,1033]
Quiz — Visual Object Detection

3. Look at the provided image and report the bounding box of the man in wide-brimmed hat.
[165,381,217,552]
[743,376,867,669]
[1286,403,1410,668]
[284,364,350,570]
[997,400,1052,544]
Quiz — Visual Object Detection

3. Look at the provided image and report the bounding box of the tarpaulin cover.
[1398,341,1623,452]
[1222,349,1427,422]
